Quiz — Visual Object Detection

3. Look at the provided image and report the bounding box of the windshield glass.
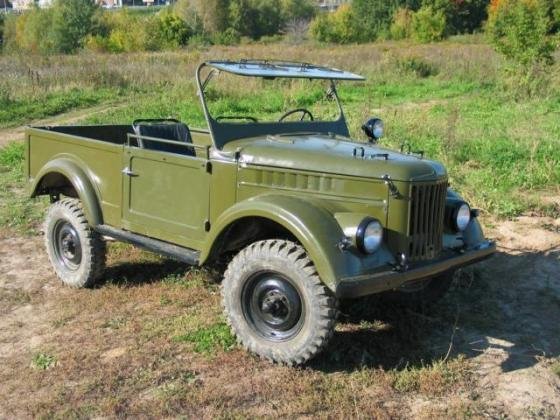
[204,71,342,124]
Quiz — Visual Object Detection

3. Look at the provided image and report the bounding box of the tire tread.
[222,239,337,366]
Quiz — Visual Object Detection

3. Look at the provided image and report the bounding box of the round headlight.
[455,203,471,231]
[356,218,383,254]
[372,119,384,139]
[362,118,384,141]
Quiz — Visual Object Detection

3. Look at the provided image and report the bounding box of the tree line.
[0,0,558,55]
[0,0,317,54]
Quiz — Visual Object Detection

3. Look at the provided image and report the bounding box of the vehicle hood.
[223,134,446,182]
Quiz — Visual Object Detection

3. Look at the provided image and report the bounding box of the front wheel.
[222,240,337,365]
[44,198,106,288]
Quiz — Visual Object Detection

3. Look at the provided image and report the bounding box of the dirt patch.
[0,217,558,417]
[472,216,560,417]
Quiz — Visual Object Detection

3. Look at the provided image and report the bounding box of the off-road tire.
[381,271,455,308]
[44,198,106,288]
[222,240,338,366]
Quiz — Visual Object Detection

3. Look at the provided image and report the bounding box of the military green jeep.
[26,60,495,365]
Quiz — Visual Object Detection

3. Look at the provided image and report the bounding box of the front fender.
[29,158,103,226]
[447,188,486,247]
[201,195,373,291]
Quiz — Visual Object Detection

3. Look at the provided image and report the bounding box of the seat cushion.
[133,122,195,156]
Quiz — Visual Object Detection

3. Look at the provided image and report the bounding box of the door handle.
[122,167,138,177]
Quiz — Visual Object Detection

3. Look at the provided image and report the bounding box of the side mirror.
[362,118,384,143]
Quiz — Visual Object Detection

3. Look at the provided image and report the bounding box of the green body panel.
[122,145,210,250]
[30,157,104,226]
[225,135,447,182]
[208,158,238,225]
[200,194,394,289]
[26,128,122,225]
[25,106,490,295]
[236,165,388,221]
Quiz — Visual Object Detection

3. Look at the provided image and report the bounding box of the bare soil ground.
[0,214,558,418]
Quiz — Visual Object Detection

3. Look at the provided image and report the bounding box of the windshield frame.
[196,61,365,150]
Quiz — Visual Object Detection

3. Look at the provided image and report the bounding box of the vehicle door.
[121,139,210,250]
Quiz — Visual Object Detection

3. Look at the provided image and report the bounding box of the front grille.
[408,180,447,261]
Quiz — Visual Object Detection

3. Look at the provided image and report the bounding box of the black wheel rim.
[242,272,304,341]
[53,220,82,271]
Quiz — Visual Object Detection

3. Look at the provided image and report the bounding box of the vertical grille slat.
[429,185,436,247]
[412,185,419,257]
[408,180,447,262]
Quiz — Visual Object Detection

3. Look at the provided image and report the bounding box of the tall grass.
[0,39,559,218]
[0,142,47,235]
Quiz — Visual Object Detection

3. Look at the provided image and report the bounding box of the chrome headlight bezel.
[372,119,384,139]
[446,201,471,232]
[356,217,384,254]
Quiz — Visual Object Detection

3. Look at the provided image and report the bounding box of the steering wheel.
[278,109,314,122]
[216,116,258,123]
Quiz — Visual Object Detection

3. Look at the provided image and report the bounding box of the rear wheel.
[222,240,337,365]
[44,198,106,288]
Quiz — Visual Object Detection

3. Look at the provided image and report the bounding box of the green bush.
[173,0,205,35]
[390,7,414,40]
[188,33,212,47]
[486,0,557,97]
[395,56,439,77]
[3,6,54,54]
[93,9,146,53]
[153,10,192,48]
[0,13,4,48]
[487,0,555,67]
[280,0,317,22]
[82,34,107,53]
[211,27,241,45]
[352,0,421,42]
[50,0,97,53]
[555,0,560,31]
[411,6,446,43]
[2,0,97,54]
[542,0,560,33]
[83,8,190,53]
[175,0,316,42]
[253,0,284,38]
[310,4,360,43]
[177,0,229,34]
[422,0,489,34]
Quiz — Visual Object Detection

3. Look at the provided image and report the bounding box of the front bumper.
[335,240,496,299]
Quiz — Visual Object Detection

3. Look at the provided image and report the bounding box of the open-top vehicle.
[25,60,495,365]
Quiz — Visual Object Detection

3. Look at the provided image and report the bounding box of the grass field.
[0,38,559,418]
[1,39,558,219]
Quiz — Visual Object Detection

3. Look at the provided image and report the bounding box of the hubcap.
[242,272,304,341]
[53,220,82,271]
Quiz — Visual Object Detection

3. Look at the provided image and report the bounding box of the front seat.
[132,119,195,156]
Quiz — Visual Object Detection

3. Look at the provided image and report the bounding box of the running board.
[94,225,200,265]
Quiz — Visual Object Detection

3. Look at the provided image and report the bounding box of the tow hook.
[396,253,409,271]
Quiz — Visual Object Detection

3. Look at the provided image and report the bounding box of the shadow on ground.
[310,249,560,373]
[99,260,188,287]
[98,247,560,375]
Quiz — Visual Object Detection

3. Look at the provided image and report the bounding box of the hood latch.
[382,174,408,200]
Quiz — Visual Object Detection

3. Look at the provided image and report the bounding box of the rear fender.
[30,158,103,226]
